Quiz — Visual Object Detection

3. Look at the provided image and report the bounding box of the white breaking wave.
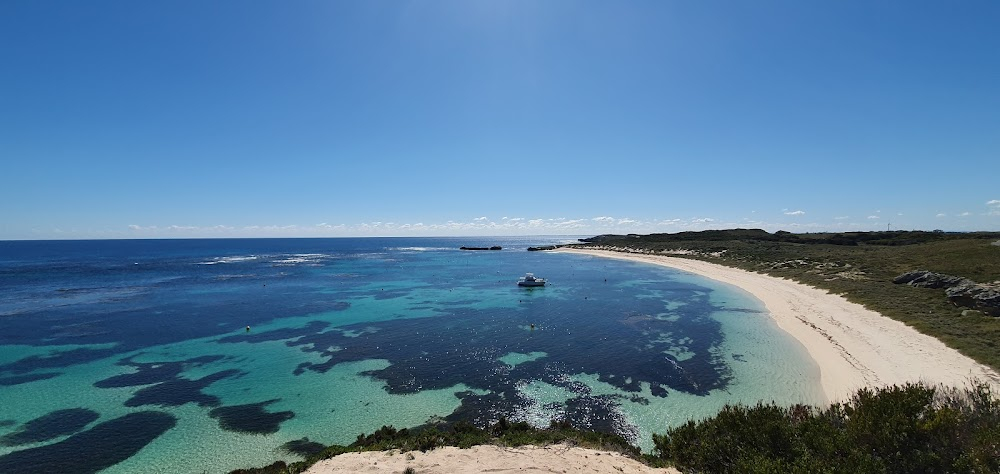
[390,247,453,252]
[195,255,262,265]
[270,253,332,266]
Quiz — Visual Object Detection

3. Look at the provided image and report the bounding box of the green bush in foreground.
[653,382,1000,474]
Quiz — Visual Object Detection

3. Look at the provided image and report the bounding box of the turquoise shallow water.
[0,237,821,473]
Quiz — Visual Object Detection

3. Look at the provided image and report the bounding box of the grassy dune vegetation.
[573,230,1000,371]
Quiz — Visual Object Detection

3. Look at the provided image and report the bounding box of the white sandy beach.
[558,248,1000,403]
[304,444,680,474]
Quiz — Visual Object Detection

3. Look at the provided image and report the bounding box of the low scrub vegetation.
[654,382,999,473]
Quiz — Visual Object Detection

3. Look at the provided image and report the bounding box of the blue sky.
[2,1,998,239]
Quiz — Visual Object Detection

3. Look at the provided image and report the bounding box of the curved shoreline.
[556,248,1000,403]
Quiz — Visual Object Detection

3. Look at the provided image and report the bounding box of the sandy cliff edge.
[304,444,679,474]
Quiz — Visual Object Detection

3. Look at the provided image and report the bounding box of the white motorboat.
[517,273,546,287]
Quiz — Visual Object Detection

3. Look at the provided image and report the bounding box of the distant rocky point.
[893,270,1000,317]
[460,246,502,251]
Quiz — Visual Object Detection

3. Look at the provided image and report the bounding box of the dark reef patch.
[0,372,60,386]
[291,298,725,397]
[0,347,118,376]
[442,390,516,428]
[563,394,639,444]
[124,369,241,408]
[281,437,327,456]
[0,408,100,446]
[95,354,226,388]
[629,394,651,405]
[209,399,294,434]
[0,411,177,474]
[278,260,735,440]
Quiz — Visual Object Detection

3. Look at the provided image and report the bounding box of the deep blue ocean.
[0,237,821,473]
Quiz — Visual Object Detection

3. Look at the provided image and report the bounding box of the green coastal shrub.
[652,382,1000,474]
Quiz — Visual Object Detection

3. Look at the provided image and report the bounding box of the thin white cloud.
[959,211,971,217]
[988,200,1000,216]
[784,210,805,216]
[834,216,849,220]
[555,219,587,228]
[867,216,879,220]
[474,216,488,221]
[592,216,615,222]
[936,213,946,218]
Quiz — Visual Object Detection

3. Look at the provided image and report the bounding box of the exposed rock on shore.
[893,271,1000,317]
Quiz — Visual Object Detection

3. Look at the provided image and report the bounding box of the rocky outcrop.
[527,246,557,251]
[946,282,1000,316]
[893,270,1000,317]
[892,271,969,289]
[460,246,502,251]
